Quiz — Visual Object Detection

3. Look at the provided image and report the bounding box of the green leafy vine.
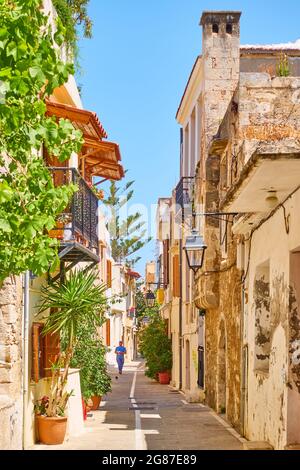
[0,0,84,283]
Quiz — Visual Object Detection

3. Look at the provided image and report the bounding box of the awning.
[46,100,107,140]
[81,141,125,181]
[46,101,124,181]
[127,270,141,279]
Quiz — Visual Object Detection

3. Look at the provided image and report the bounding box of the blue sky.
[77,0,300,276]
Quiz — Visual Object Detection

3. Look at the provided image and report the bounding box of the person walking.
[115,341,126,375]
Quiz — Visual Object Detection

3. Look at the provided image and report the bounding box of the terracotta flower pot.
[90,395,102,410]
[36,415,67,445]
[158,372,170,385]
[48,221,64,240]
[82,398,87,421]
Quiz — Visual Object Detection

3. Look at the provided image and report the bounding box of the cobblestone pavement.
[32,361,244,450]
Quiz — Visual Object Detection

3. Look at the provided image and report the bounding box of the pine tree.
[103,177,151,266]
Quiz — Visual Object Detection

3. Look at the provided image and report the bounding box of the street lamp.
[145,290,156,308]
[183,229,207,273]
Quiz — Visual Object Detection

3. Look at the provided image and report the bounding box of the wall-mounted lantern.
[145,290,156,308]
[183,229,207,273]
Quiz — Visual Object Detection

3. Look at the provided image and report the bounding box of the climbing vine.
[52,0,92,59]
[0,0,84,283]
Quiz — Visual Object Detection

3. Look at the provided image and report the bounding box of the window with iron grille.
[198,345,205,389]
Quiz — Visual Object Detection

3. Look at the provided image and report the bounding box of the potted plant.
[69,321,112,411]
[35,269,107,445]
[34,361,73,445]
[138,317,172,384]
[88,183,105,200]
[48,213,72,240]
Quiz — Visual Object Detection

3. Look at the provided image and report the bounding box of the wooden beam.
[92,162,121,171]
[95,178,108,186]
[86,158,117,169]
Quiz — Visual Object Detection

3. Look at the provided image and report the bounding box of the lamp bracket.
[192,212,239,224]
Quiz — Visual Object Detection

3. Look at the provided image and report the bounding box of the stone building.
[0,0,125,449]
[123,269,141,361]
[216,72,300,448]
[157,9,300,448]
[156,196,182,390]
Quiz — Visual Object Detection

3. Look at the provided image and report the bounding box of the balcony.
[48,167,100,267]
[220,147,300,214]
[175,176,194,222]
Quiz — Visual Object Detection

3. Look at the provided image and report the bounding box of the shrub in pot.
[35,269,107,445]
[69,321,111,411]
[138,317,172,383]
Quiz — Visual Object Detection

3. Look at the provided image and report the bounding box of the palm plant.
[37,269,107,417]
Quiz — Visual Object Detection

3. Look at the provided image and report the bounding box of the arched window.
[226,23,233,34]
[212,23,219,34]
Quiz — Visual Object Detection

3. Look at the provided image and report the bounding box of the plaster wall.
[245,188,300,448]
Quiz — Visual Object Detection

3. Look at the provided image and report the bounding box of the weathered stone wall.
[192,11,243,430]
[236,75,300,174]
[208,69,300,447]
[0,276,23,449]
[240,56,300,77]
[198,244,242,429]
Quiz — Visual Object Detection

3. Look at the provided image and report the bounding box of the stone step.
[243,441,274,450]
[284,444,300,450]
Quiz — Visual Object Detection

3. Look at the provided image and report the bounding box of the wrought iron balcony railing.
[48,167,99,257]
[175,176,195,221]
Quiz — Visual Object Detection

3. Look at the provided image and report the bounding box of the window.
[212,23,219,34]
[198,346,205,388]
[106,260,112,288]
[185,257,190,303]
[172,254,180,298]
[226,23,233,34]
[184,124,189,176]
[190,109,196,177]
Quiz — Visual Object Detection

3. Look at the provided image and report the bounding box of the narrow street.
[33,361,243,451]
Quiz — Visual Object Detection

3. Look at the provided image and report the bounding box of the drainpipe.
[22,271,30,450]
[240,280,247,437]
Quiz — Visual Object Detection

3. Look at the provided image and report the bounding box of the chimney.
[200,11,241,139]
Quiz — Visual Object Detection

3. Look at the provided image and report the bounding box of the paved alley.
[32,361,244,450]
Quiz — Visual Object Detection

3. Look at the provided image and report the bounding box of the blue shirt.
[115,346,126,355]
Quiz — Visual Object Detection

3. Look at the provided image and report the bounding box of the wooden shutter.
[107,260,112,288]
[106,319,111,347]
[186,263,190,303]
[163,239,169,286]
[43,331,61,378]
[172,254,180,298]
[32,323,44,383]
